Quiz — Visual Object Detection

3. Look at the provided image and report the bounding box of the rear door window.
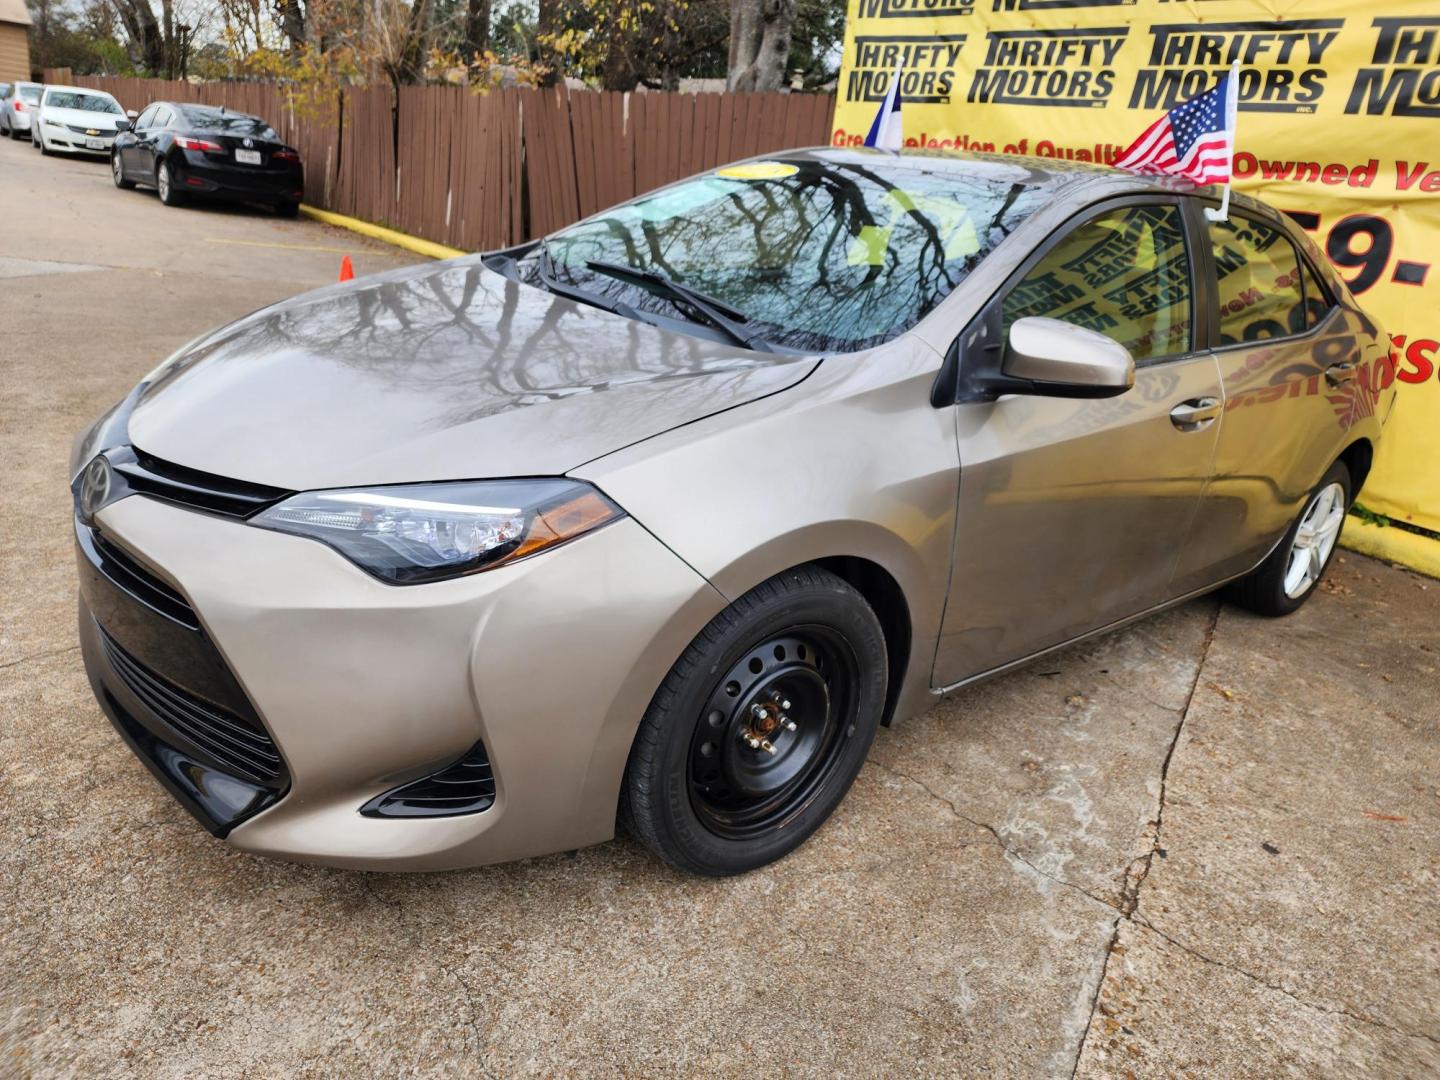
[1299,258,1333,329]
[1208,217,1306,344]
[1001,203,1193,364]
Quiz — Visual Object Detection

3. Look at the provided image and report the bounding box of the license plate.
[235,148,262,165]
[85,138,105,150]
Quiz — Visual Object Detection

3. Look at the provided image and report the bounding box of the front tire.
[621,565,888,876]
[1226,460,1351,617]
[275,199,300,218]
[111,152,135,189]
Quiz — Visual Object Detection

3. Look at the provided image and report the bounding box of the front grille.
[361,742,496,818]
[111,446,291,519]
[98,624,284,787]
[67,125,113,136]
[88,527,199,630]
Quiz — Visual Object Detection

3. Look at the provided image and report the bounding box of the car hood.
[42,106,125,130]
[126,257,818,490]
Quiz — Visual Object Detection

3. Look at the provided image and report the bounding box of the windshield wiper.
[520,240,650,324]
[584,260,775,353]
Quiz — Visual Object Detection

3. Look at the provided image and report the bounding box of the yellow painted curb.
[1342,516,1440,580]
[299,205,466,261]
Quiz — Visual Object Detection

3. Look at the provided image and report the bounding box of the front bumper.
[80,494,725,870]
[41,125,115,153]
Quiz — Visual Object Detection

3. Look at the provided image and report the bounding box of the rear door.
[934,197,1225,687]
[1170,207,1370,591]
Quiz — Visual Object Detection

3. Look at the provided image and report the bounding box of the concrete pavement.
[2,132,1437,1077]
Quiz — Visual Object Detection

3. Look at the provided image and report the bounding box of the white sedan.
[33,85,130,156]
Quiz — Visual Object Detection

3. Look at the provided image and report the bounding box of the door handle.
[1169,397,1222,428]
[1325,360,1357,386]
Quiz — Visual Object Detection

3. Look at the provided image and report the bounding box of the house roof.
[0,0,32,26]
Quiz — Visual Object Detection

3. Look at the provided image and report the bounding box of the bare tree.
[463,0,490,61]
[108,0,166,72]
[726,0,795,92]
[275,0,306,49]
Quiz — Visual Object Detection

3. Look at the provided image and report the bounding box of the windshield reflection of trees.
[545,161,1050,352]
[193,261,791,429]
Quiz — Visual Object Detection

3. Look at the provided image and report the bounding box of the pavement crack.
[868,760,1120,913]
[358,875,498,1071]
[0,644,81,672]
[1068,600,1222,1077]
[1132,917,1440,1047]
[434,953,492,1067]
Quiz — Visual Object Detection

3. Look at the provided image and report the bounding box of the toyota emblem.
[79,455,113,521]
[243,137,253,148]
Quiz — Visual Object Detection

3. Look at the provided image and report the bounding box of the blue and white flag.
[863,67,904,152]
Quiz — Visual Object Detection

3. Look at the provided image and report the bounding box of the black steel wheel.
[622,565,888,876]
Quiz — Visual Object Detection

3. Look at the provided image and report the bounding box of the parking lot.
[2,131,1438,1077]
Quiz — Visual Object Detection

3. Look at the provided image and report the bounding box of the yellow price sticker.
[715,161,800,181]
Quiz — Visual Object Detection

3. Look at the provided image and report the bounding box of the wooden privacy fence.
[42,70,836,253]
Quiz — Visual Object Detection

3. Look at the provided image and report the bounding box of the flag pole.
[1205,61,1241,222]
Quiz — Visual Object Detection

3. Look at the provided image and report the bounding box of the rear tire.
[156,159,184,206]
[1225,460,1351,617]
[621,565,888,876]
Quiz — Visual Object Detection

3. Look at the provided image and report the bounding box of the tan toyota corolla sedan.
[72,149,1395,875]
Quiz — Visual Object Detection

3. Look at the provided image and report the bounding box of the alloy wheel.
[687,627,860,840]
[157,163,170,201]
[1284,481,1345,598]
[112,154,123,185]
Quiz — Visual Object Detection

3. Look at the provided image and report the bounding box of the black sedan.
[111,102,304,216]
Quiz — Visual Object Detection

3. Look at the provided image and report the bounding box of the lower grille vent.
[361,742,496,818]
[98,625,284,787]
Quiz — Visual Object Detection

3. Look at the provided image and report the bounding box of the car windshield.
[20,86,41,104]
[45,91,121,114]
[180,108,276,139]
[525,155,1053,353]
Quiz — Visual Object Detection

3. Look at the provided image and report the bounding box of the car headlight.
[250,479,624,584]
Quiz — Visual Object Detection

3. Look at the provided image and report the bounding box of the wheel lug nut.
[782,719,797,732]
[759,739,776,755]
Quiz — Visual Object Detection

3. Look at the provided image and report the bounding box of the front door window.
[1002,204,1192,364]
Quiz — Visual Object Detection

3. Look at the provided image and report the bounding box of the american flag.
[1116,65,1239,185]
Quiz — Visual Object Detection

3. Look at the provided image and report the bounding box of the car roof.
[43,84,117,97]
[152,100,266,123]
[780,145,1275,221]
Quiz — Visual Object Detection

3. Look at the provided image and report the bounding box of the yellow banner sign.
[835,0,1440,552]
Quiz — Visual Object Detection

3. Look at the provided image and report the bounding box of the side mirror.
[114,119,131,132]
[126,109,139,119]
[1002,317,1135,398]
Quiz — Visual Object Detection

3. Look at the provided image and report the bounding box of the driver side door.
[934,197,1225,687]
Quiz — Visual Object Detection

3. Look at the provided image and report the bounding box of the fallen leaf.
[1362,810,1407,822]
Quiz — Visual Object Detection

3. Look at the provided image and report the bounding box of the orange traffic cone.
[338,256,354,282]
